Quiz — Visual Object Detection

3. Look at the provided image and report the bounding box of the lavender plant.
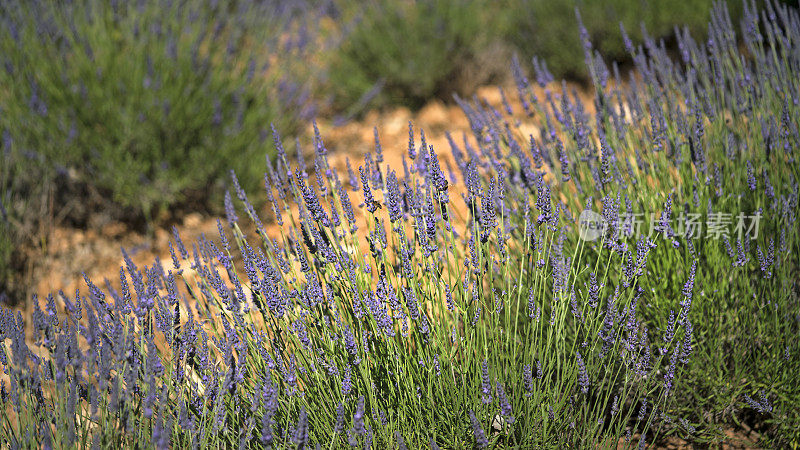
[2,1,799,448]
[328,0,506,111]
[0,0,331,305]
[504,0,746,81]
[0,0,328,242]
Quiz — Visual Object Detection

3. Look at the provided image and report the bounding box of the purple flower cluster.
[469,411,489,448]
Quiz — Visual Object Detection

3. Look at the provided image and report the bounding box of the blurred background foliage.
[0,0,331,303]
[326,0,770,111]
[328,0,509,112]
[505,0,744,80]
[0,0,790,304]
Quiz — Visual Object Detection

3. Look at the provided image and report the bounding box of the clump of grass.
[1,1,799,448]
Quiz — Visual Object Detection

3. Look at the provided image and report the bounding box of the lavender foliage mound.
[0,0,325,224]
[1,1,799,448]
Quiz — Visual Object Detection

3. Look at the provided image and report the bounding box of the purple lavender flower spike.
[496,382,514,424]
[576,351,589,394]
[407,121,416,160]
[386,170,403,223]
[360,166,377,213]
[481,359,492,404]
[469,411,489,448]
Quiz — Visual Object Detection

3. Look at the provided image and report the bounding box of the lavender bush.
[1,1,799,448]
[328,0,507,112]
[504,0,746,81]
[1,0,330,214]
[0,0,331,304]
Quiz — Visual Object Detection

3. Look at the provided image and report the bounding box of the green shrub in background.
[505,0,744,80]
[328,0,775,113]
[328,0,510,113]
[0,0,329,304]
